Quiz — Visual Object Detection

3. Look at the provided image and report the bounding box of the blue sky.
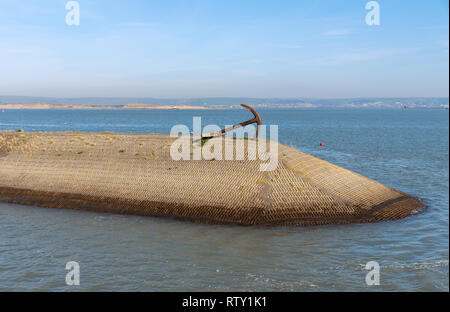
[0,0,448,98]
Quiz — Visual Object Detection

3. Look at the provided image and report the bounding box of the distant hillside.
[0,96,448,109]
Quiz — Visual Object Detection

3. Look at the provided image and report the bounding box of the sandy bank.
[0,103,222,110]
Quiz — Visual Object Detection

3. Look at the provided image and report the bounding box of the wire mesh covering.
[0,132,425,225]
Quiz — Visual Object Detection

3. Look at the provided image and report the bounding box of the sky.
[0,0,448,98]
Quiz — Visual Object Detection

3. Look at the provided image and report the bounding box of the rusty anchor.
[201,104,262,140]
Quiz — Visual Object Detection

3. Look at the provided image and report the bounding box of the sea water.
[0,108,448,291]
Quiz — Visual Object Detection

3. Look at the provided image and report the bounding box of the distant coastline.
[1,102,448,110]
[0,96,448,110]
[0,103,222,110]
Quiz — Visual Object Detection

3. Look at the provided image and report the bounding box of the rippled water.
[0,108,448,291]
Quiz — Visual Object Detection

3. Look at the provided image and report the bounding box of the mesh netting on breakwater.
[0,132,425,225]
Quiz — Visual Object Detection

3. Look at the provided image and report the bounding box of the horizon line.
[1,95,449,100]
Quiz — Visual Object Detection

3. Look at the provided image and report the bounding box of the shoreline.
[0,103,223,110]
[0,103,448,110]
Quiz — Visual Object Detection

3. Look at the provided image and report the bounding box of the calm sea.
[0,108,448,291]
